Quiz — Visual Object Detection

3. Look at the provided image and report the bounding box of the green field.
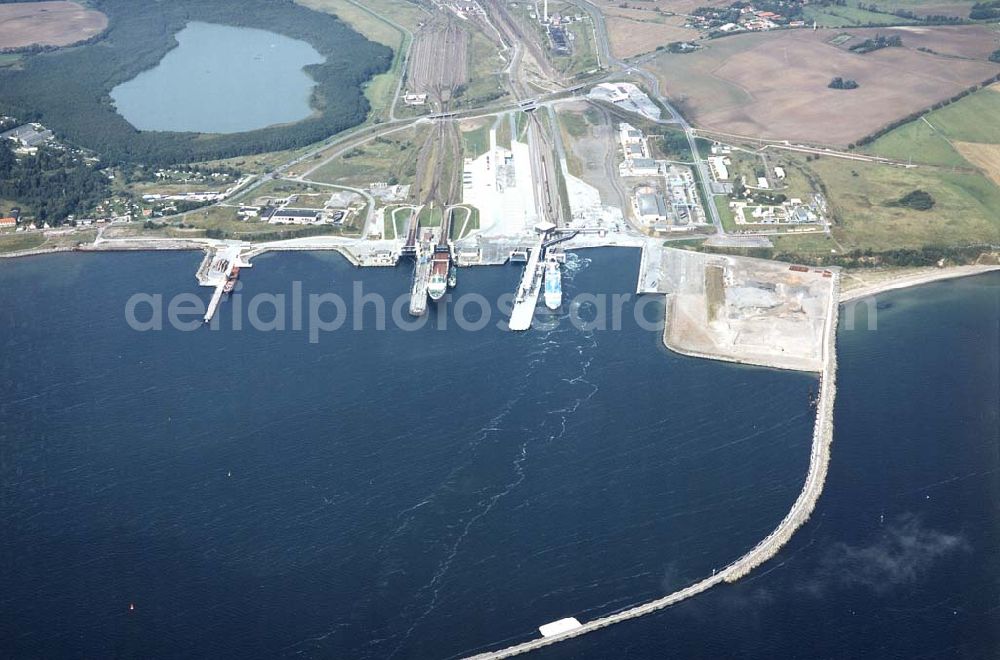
[460,122,491,159]
[0,232,46,254]
[803,4,918,27]
[808,157,1000,251]
[310,126,426,187]
[865,86,1000,166]
[418,204,443,227]
[454,30,508,109]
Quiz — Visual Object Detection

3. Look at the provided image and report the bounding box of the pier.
[198,243,252,323]
[464,274,841,659]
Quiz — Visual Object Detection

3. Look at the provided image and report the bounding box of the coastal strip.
[840,264,1000,303]
[463,275,840,660]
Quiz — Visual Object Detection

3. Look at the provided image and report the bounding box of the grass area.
[496,115,512,149]
[418,204,443,227]
[768,231,840,256]
[514,112,530,142]
[863,120,967,166]
[310,126,426,188]
[559,111,589,139]
[553,15,600,78]
[910,87,1000,144]
[0,232,46,253]
[391,206,414,238]
[554,107,590,177]
[715,196,738,233]
[162,205,355,239]
[187,145,314,174]
[803,3,917,26]
[460,122,491,159]
[457,206,480,238]
[454,30,508,109]
[228,180,334,206]
[864,87,1000,166]
[810,157,1000,251]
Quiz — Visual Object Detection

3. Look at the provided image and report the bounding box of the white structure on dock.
[508,222,555,331]
[197,243,252,323]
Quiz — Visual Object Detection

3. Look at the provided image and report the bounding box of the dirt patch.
[407,20,469,104]
[651,27,1000,146]
[0,1,107,50]
[954,141,1000,186]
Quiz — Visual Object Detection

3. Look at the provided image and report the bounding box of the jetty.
[197,243,252,323]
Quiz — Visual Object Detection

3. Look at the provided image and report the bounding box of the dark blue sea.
[0,250,996,659]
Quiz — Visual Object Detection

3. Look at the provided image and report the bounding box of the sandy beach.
[840,264,1000,303]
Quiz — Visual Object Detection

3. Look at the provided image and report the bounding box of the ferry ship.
[544,256,561,310]
[223,266,240,295]
[428,247,450,301]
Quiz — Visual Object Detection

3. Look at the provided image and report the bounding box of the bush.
[888,189,935,211]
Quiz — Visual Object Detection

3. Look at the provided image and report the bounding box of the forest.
[0,141,109,223]
[0,0,392,166]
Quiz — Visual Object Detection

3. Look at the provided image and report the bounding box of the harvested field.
[0,1,106,49]
[856,25,1000,61]
[590,0,717,58]
[407,21,469,103]
[954,142,1000,187]
[649,27,1000,146]
[605,15,694,59]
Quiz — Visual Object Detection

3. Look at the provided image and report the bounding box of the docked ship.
[447,264,457,289]
[544,256,561,310]
[428,247,450,301]
[223,265,240,295]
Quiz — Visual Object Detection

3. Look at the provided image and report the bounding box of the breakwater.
[464,274,841,659]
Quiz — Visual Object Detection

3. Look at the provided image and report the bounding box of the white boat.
[544,256,561,310]
[428,248,449,301]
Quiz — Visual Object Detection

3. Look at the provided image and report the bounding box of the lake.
[110,22,324,134]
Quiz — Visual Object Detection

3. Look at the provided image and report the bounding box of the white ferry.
[544,256,561,310]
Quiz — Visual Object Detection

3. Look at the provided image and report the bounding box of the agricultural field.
[649,26,1000,146]
[0,1,107,49]
[864,83,1000,184]
[589,0,711,59]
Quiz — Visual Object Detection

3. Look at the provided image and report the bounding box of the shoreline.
[840,264,1000,303]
